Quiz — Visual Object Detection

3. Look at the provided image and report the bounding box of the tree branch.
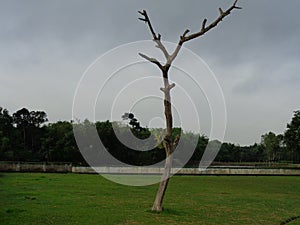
[160,83,176,93]
[183,0,241,42]
[168,0,241,65]
[138,10,157,39]
[138,53,163,70]
[139,0,241,70]
[202,19,207,31]
[138,10,170,60]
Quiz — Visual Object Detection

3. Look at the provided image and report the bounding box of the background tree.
[120,114,164,165]
[41,121,83,163]
[12,108,48,160]
[216,142,239,163]
[186,134,209,166]
[138,0,241,212]
[0,107,14,160]
[1,106,299,165]
[122,113,143,131]
[284,110,300,163]
[13,108,31,150]
[261,132,282,163]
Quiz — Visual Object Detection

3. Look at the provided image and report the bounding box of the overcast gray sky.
[1,0,300,145]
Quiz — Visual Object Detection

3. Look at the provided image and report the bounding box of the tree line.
[0,107,299,165]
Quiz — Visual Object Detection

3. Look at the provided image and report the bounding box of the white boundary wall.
[72,166,300,176]
[1,163,300,175]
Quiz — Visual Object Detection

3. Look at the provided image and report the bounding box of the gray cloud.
[0,0,299,145]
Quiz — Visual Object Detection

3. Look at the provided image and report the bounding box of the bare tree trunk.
[138,0,241,212]
[152,151,173,212]
[152,74,174,212]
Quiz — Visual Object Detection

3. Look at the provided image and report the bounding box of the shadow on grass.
[6,208,27,214]
[280,215,300,225]
[145,208,184,216]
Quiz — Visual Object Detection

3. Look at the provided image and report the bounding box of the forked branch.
[169,0,241,65]
[138,10,170,59]
[183,0,241,42]
[139,0,241,67]
[160,83,176,93]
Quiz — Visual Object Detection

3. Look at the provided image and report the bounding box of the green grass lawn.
[0,173,300,225]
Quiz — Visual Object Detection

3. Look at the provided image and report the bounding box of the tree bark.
[152,72,174,212]
[152,150,173,212]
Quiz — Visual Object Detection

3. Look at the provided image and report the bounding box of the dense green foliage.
[1,173,300,225]
[0,107,299,164]
[284,110,300,162]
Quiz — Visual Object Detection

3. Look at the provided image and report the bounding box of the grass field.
[0,173,300,225]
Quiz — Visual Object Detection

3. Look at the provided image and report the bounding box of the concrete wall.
[0,162,72,173]
[1,163,300,175]
[71,166,300,176]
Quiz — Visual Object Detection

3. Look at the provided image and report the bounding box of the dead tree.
[138,0,241,212]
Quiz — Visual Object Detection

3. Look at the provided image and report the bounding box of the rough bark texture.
[152,73,174,212]
[138,0,241,212]
[151,150,173,212]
